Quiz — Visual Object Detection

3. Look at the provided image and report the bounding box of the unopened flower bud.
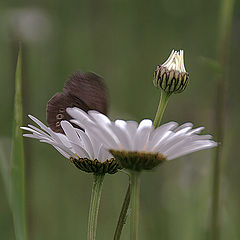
[153,50,189,94]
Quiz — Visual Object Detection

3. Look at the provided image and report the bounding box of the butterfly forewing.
[46,70,108,133]
[64,71,108,115]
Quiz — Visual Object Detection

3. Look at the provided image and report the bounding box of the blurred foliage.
[0,0,239,239]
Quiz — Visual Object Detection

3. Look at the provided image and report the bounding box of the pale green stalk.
[210,0,235,239]
[129,171,140,240]
[88,174,105,240]
[153,91,170,128]
[11,45,27,240]
[114,184,130,240]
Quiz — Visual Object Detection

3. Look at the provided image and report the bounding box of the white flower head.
[21,115,119,174]
[153,49,189,94]
[67,108,217,171]
[162,50,186,73]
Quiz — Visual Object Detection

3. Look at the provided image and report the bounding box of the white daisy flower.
[67,108,217,171]
[21,115,119,174]
[153,49,189,94]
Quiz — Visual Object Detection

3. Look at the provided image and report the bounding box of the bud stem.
[129,170,140,240]
[153,91,171,128]
[87,173,105,240]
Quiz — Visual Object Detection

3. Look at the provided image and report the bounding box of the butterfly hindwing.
[46,92,89,133]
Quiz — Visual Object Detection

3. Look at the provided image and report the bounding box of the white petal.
[76,129,95,159]
[149,131,173,152]
[88,125,120,150]
[28,115,50,133]
[53,146,72,159]
[121,121,139,150]
[69,142,90,159]
[137,119,152,130]
[70,119,88,130]
[28,124,50,137]
[67,107,95,126]
[173,122,193,132]
[133,119,153,151]
[23,134,45,140]
[167,141,217,160]
[97,145,112,162]
[20,126,45,137]
[39,139,76,158]
[53,133,71,149]
[162,49,175,67]
[164,134,215,157]
[158,126,193,152]
[88,110,111,125]
[149,122,178,147]
[61,121,83,147]
[186,127,204,135]
[110,121,131,150]
[84,130,101,157]
[125,121,138,138]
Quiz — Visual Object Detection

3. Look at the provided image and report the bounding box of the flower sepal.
[71,157,120,174]
[110,150,167,172]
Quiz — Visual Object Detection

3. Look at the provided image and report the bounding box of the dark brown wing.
[46,93,89,133]
[64,71,108,115]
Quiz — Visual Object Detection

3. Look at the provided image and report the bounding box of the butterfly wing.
[46,92,89,133]
[64,71,108,115]
[46,70,108,133]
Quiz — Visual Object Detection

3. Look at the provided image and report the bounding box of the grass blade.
[11,44,27,240]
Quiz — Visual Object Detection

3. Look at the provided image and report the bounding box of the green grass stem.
[210,0,235,239]
[11,45,27,240]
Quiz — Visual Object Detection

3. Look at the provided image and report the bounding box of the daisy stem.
[87,173,105,240]
[129,170,140,240]
[114,183,131,240]
[153,91,171,128]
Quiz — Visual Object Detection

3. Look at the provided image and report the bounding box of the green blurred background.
[0,0,239,239]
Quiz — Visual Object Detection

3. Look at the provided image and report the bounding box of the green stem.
[114,183,131,240]
[130,171,140,240]
[153,91,170,128]
[210,0,234,240]
[11,44,27,240]
[87,174,105,240]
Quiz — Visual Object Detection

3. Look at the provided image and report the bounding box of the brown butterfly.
[46,71,108,133]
